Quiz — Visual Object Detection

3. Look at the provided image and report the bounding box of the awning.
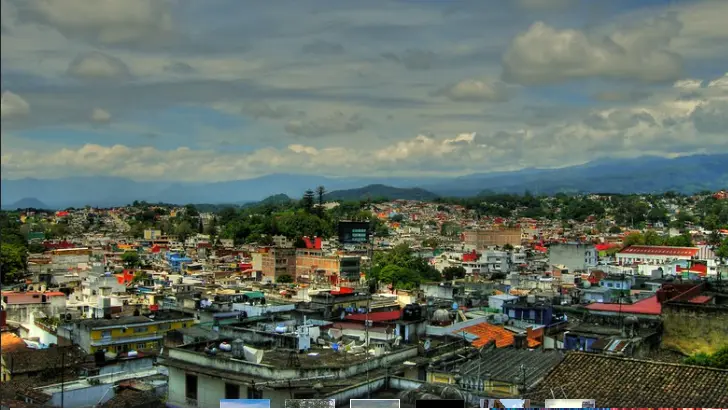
[243,291,265,299]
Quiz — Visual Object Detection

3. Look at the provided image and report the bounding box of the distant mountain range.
[324,184,440,201]
[2,154,726,209]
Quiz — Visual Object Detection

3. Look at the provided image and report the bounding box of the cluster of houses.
[2,193,727,408]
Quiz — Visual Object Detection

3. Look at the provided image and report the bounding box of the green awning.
[243,291,265,299]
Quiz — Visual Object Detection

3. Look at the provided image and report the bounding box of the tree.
[442,266,466,281]
[609,226,622,234]
[316,186,326,216]
[503,243,514,251]
[28,243,46,254]
[1,242,27,284]
[121,251,141,268]
[184,204,199,218]
[301,189,315,213]
[421,237,439,248]
[684,346,728,369]
[707,230,722,246]
[623,232,645,247]
[277,274,294,284]
[175,221,194,242]
[716,238,728,262]
[293,237,308,249]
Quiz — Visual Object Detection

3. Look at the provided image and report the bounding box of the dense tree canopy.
[623,231,694,247]
[369,244,441,289]
[0,212,27,284]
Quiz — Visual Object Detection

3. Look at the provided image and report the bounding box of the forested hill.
[325,184,440,201]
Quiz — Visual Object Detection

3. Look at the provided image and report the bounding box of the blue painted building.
[502,301,566,327]
[166,252,193,273]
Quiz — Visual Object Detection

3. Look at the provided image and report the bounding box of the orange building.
[463,227,522,248]
[295,249,361,285]
[260,247,296,283]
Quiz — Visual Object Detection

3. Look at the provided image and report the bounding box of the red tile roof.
[618,245,699,257]
[586,295,662,315]
[688,295,713,304]
[677,263,708,277]
[595,243,619,251]
[345,310,401,322]
[456,323,540,348]
[1,332,30,353]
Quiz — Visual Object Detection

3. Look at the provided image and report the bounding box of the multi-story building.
[260,247,296,283]
[548,243,598,272]
[295,249,361,286]
[161,337,419,407]
[615,245,699,266]
[143,229,162,241]
[1,290,67,324]
[59,310,195,354]
[463,227,521,249]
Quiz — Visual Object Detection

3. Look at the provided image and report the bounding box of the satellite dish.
[452,302,459,310]
[340,311,345,320]
[424,339,431,351]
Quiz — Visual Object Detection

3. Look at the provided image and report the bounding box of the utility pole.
[365,292,371,399]
[365,223,373,399]
[60,347,65,408]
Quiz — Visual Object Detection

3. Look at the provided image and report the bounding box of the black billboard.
[338,221,370,245]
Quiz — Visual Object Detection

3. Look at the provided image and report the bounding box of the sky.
[1,0,727,182]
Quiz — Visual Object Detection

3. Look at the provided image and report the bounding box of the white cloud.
[0,91,30,119]
[67,51,131,80]
[502,14,684,85]
[16,0,174,45]
[691,99,728,134]
[434,79,511,102]
[284,112,365,137]
[90,108,111,123]
[670,0,728,59]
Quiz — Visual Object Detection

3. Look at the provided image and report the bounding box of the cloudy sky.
[1,0,727,182]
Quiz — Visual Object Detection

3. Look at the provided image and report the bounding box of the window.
[134,327,148,333]
[137,343,146,350]
[101,330,111,338]
[529,310,536,320]
[158,323,170,331]
[185,374,198,400]
[225,383,240,400]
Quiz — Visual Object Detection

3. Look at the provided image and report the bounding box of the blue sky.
[1,0,726,182]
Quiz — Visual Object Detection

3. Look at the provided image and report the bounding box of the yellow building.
[71,311,195,354]
[144,229,162,241]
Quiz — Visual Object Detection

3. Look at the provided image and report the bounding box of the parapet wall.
[661,302,728,355]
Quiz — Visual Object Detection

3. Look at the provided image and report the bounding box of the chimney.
[514,333,527,349]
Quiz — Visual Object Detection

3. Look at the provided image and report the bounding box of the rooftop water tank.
[432,309,450,322]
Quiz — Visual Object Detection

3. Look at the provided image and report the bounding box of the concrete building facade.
[548,243,598,272]
[463,227,522,249]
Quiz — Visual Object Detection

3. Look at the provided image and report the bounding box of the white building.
[615,245,699,265]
